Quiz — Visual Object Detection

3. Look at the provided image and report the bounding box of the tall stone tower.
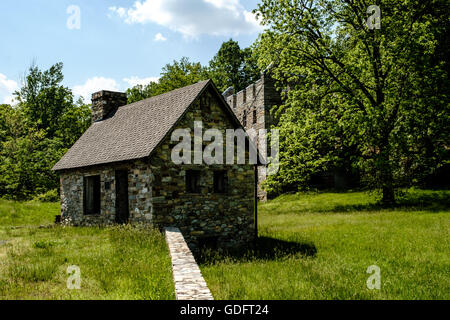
[223,72,282,200]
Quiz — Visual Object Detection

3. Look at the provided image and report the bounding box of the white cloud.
[0,73,19,105]
[154,32,167,42]
[73,77,120,101]
[123,76,160,87]
[109,0,263,38]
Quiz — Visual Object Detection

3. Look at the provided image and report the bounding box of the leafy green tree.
[256,0,449,204]
[14,62,74,138]
[126,57,209,104]
[126,82,160,104]
[127,57,208,103]
[0,63,93,199]
[156,57,209,94]
[209,39,261,93]
[56,98,91,148]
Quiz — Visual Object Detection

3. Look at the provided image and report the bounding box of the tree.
[209,39,261,93]
[0,63,93,199]
[256,0,449,204]
[14,62,74,138]
[55,98,91,148]
[157,57,209,94]
[126,57,209,104]
[126,82,159,104]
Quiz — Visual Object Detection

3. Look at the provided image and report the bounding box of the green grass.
[0,200,175,300]
[200,189,450,300]
[0,199,59,226]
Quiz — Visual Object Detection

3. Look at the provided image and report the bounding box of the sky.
[0,0,263,104]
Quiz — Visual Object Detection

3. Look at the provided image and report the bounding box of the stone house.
[52,80,257,249]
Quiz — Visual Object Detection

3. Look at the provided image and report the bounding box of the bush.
[33,189,59,203]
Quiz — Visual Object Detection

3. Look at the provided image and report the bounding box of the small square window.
[186,170,201,193]
[214,171,228,194]
[105,181,111,190]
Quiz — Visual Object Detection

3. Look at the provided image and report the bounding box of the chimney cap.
[91,90,127,101]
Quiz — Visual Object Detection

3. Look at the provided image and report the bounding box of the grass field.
[1,190,449,300]
[0,200,175,300]
[200,189,450,300]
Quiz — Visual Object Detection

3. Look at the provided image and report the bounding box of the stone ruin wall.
[224,73,282,201]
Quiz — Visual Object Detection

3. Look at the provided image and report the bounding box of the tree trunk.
[379,133,396,206]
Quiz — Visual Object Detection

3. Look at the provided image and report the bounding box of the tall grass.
[0,200,175,300]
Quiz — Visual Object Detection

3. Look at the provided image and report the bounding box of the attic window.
[201,96,211,112]
[84,176,101,215]
[213,171,228,194]
[186,170,201,193]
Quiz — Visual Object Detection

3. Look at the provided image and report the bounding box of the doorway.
[115,170,129,224]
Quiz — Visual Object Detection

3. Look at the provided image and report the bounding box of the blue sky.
[0,0,262,103]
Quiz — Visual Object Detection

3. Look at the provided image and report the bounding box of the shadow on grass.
[197,236,317,265]
[329,190,450,213]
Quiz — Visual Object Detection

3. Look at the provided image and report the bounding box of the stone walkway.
[165,227,214,300]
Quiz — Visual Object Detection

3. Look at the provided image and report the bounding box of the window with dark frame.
[214,170,228,194]
[186,170,201,193]
[84,175,101,215]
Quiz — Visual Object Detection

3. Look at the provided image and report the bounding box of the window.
[84,176,101,215]
[253,109,257,124]
[242,110,247,127]
[186,170,201,193]
[200,95,211,112]
[214,171,228,194]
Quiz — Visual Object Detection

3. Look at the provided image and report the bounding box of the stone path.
[165,227,214,300]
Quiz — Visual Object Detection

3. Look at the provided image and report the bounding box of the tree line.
[0,40,259,201]
[1,0,448,204]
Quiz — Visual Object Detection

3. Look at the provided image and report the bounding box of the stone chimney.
[91,90,128,122]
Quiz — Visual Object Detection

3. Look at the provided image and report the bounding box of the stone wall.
[59,160,153,226]
[150,87,255,251]
[59,87,256,250]
[224,72,282,200]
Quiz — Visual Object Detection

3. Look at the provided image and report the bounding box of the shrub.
[33,189,59,203]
